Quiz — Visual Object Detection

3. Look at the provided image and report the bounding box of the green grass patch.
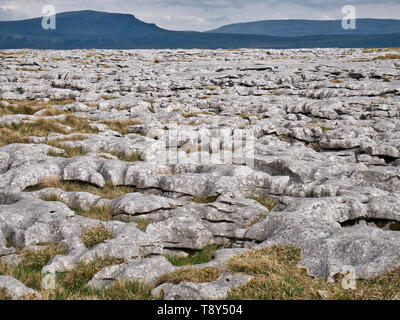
[0,244,67,291]
[164,245,220,267]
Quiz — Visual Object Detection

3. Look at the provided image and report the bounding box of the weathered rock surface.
[152,273,254,300]
[1,48,400,299]
[88,256,176,288]
[0,276,41,299]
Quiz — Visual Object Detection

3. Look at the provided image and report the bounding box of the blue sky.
[0,0,399,31]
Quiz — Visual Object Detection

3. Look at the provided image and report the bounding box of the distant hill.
[208,19,400,37]
[0,11,399,49]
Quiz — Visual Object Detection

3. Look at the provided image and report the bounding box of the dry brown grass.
[0,244,67,292]
[17,67,48,72]
[27,178,131,221]
[227,245,400,300]
[0,99,75,116]
[39,107,71,117]
[80,225,114,249]
[1,100,37,115]
[46,134,87,158]
[0,120,68,146]
[248,196,279,211]
[362,48,382,53]
[60,115,97,133]
[132,218,152,231]
[190,195,219,204]
[45,135,88,157]
[373,53,400,60]
[331,79,344,84]
[0,114,97,147]
[74,205,114,221]
[157,267,222,286]
[102,120,143,135]
[42,193,61,202]
[0,289,11,300]
[239,112,251,120]
[106,150,144,162]
[143,99,156,105]
[182,112,201,118]
[25,177,136,200]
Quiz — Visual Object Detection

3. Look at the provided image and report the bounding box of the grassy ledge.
[226,245,400,300]
[25,178,136,199]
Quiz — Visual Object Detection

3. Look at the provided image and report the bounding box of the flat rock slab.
[152,273,254,300]
[87,256,176,288]
[0,276,41,300]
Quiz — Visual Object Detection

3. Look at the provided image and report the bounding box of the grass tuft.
[73,206,114,222]
[190,195,219,204]
[0,99,75,116]
[80,225,114,249]
[47,145,87,158]
[164,245,220,267]
[102,120,142,135]
[248,196,279,212]
[157,267,222,286]
[132,218,152,231]
[54,256,124,300]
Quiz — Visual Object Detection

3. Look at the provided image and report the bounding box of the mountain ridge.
[208,18,400,37]
[0,10,399,49]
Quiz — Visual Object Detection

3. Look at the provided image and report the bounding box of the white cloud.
[0,5,18,10]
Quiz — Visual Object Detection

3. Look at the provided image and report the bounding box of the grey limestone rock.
[0,276,41,300]
[1,48,400,299]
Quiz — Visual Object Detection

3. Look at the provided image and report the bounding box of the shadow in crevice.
[340,217,400,231]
